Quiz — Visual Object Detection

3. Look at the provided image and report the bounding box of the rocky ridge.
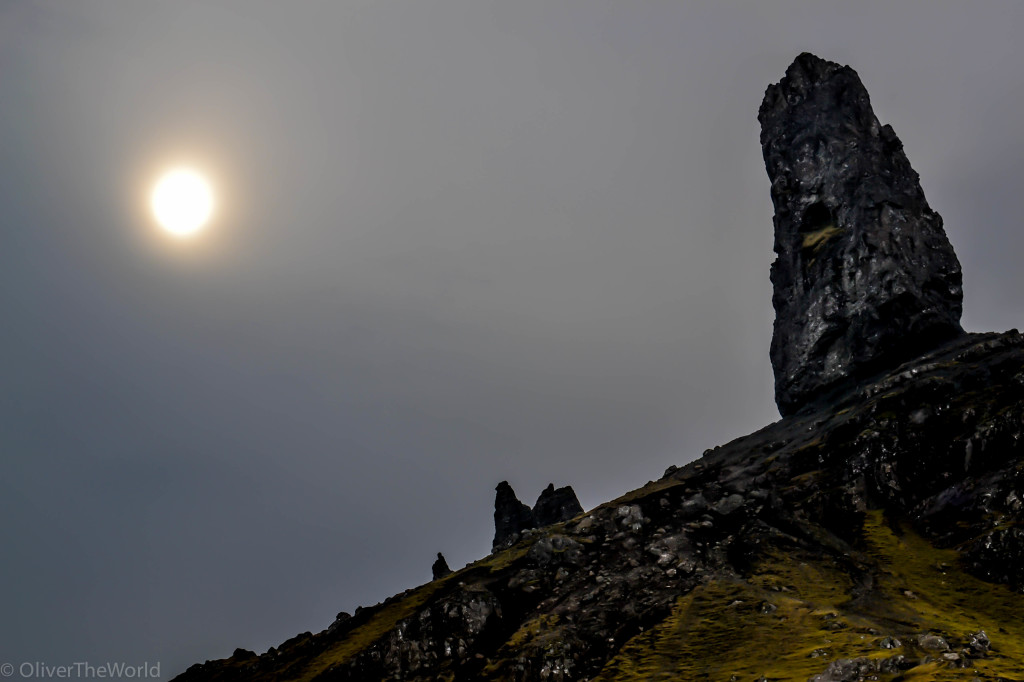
[172,54,1024,681]
[175,330,1024,680]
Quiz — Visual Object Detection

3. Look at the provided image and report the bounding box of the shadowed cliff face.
[759,53,964,416]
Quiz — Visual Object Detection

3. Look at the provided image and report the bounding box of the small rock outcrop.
[492,481,536,551]
[759,52,964,415]
[431,552,452,580]
[532,483,584,526]
[492,481,583,551]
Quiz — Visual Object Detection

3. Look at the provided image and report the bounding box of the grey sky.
[2,1,1022,676]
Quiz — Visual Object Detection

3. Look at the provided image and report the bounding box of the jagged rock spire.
[493,481,536,551]
[533,483,583,526]
[759,52,963,415]
[492,481,584,551]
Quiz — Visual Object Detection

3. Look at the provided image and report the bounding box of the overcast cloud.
[2,1,1023,676]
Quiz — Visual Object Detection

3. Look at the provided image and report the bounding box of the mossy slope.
[174,331,1024,682]
[596,510,1024,680]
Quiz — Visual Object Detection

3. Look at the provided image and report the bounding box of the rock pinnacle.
[759,52,963,415]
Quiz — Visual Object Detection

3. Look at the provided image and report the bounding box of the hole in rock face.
[800,202,842,255]
[801,202,835,233]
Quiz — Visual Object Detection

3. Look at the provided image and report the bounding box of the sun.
[151,168,214,236]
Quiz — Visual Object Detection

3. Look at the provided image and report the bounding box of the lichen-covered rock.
[808,655,911,682]
[759,52,963,415]
[526,534,583,568]
[532,483,583,527]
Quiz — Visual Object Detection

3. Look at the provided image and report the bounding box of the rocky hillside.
[174,330,1024,681]
[173,54,1024,681]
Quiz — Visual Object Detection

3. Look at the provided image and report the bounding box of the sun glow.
[151,168,214,236]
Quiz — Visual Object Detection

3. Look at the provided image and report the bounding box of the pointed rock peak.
[533,483,584,527]
[493,481,536,551]
[759,53,964,416]
[784,51,842,83]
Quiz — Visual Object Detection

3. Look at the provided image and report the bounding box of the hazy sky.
[3,1,1023,677]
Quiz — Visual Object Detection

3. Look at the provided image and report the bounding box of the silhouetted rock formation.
[431,552,452,580]
[492,481,583,551]
[492,481,536,551]
[325,611,352,635]
[759,52,963,416]
[172,55,1024,682]
[532,483,583,526]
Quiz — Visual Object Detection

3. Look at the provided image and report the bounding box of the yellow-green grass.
[285,541,542,681]
[481,614,562,677]
[207,540,534,682]
[802,225,843,253]
[284,579,447,682]
[594,510,1024,680]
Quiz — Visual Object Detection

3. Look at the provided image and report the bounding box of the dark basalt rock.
[809,655,912,682]
[759,52,964,416]
[532,483,583,526]
[493,481,584,551]
[431,552,452,580]
[492,481,536,551]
